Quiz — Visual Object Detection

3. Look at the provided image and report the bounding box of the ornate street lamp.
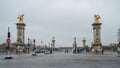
[28,38,30,54]
[32,39,37,56]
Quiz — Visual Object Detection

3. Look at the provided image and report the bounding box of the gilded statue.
[94,14,101,23]
[17,14,24,23]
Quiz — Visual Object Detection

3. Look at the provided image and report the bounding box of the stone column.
[82,37,87,53]
[92,23,102,46]
[51,36,55,48]
[73,37,77,53]
[82,37,86,47]
[16,23,26,52]
[92,22,103,53]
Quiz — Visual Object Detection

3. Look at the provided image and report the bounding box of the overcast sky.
[0,0,120,47]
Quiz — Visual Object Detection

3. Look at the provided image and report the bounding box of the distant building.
[1,43,34,53]
[118,28,120,42]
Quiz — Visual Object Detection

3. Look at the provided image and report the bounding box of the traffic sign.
[6,38,11,43]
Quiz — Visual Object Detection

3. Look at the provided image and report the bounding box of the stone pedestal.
[82,39,86,47]
[92,23,102,46]
[52,40,55,48]
[73,37,77,53]
[51,37,55,49]
[16,23,26,52]
[4,51,13,59]
[92,23,103,53]
[82,39,86,53]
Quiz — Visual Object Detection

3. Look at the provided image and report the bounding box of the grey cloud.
[0,0,120,47]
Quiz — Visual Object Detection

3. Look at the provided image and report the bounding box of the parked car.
[35,50,46,53]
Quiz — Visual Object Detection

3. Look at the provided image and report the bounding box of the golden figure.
[17,14,24,23]
[94,14,101,23]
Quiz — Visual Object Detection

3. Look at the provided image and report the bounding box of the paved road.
[0,52,120,68]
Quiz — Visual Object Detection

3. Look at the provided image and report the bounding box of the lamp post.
[52,36,55,48]
[28,38,30,54]
[4,27,13,59]
[73,37,77,53]
[32,39,37,56]
[48,42,50,51]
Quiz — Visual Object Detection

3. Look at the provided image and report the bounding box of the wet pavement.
[0,52,120,68]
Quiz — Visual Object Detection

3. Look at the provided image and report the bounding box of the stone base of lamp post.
[4,56,13,59]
